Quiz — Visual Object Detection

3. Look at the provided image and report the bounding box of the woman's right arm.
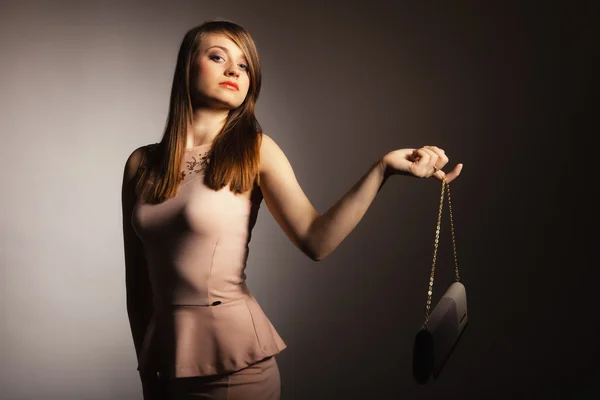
[121,146,161,396]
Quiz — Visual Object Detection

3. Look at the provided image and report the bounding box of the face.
[191,32,251,110]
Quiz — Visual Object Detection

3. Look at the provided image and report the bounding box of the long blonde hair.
[138,20,263,204]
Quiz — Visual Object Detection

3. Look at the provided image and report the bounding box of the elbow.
[309,253,324,262]
[311,245,337,262]
[305,246,328,262]
[303,218,329,262]
[300,242,325,262]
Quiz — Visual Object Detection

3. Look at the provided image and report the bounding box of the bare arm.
[121,146,154,361]
[304,157,388,261]
[259,134,463,261]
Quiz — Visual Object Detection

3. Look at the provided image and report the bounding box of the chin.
[197,95,242,110]
[221,97,245,110]
[219,98,244,110]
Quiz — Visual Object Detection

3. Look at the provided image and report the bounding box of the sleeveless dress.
[131,143,287,379]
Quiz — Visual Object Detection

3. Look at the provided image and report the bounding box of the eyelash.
[209,55,249,71]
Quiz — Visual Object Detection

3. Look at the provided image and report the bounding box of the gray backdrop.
[0,0,587,399]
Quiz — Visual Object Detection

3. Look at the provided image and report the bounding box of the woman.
[121,19,463,400]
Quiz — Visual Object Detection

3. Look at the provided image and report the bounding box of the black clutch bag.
[413,177,468,384]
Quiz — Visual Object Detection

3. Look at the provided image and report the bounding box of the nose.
[225,63,241,77]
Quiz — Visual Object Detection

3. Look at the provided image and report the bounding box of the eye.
[239,64,249,71]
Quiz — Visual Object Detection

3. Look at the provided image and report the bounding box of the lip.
[219,81,239,91]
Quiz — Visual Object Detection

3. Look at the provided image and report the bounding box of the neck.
[185,107,230,149]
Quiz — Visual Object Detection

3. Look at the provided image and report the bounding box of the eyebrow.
[206,45,248,62]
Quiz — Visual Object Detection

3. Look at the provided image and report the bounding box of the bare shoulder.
[258,133,287,175]
[259,132,277,153]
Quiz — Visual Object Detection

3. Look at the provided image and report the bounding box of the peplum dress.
[130,143,287,379]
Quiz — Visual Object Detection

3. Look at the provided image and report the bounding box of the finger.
[418,147,438,172]
[412,148,432,167]
[424,146,449,169]
[424,145,445,156]
[409,149,432,177]
[433,170,447,181]
[405,148,419,162]
[443,163,463,183]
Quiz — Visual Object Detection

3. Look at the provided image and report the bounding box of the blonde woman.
[121,20,463,400]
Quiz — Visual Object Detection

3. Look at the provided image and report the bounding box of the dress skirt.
[162,356,280,400]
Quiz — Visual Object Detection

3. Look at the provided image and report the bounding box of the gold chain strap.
[424,177,460,326]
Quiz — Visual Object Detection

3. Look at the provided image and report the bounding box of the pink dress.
[131,143,287,379]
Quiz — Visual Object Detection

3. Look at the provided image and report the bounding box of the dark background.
[0,0,588,399]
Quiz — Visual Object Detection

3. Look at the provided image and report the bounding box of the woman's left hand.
[382,145,463,183]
